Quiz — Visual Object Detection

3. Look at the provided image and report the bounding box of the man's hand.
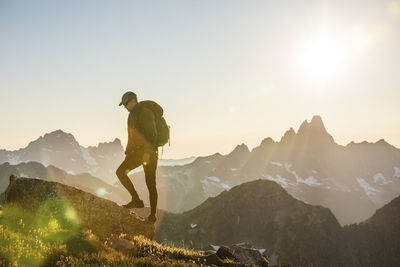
[142,153,150,165]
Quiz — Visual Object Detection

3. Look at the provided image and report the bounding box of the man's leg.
[116,153,143,202]
[143,150,158,217]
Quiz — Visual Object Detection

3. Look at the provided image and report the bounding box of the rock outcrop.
[0,161,128,205]
[3,175,154,240]
[216,245,269,266]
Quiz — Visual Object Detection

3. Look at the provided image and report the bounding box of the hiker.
[116,91,161,223]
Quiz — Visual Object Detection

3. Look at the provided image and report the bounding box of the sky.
[1,0,400,158]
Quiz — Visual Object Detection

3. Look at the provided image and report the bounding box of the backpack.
[139,100,170,147]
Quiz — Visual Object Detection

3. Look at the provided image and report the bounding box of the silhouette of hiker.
[116,91,159,223]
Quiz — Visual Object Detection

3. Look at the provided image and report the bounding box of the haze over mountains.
[1,116,399,225]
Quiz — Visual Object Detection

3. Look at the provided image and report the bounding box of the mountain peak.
[94,138,123,150]
[376,139,388,145]
[260,137,275,146]
[298,115,327,134]
[375,138,396,149]
[227,143,250,158]
[232,143,249,152]
[310,115,327,131]
[43,129,77,143]
[26,129,79,150]
[295,115,335,145]
[297,119,309,133]
[280,127,296,143]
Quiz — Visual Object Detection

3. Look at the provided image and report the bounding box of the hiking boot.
[144,214,157,224]
[122,199,144,209]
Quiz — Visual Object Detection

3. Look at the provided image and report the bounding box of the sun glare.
[302,36,347,81]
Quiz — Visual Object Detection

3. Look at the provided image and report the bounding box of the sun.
[302,36,347,81]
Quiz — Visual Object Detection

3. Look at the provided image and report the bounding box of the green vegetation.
[0,204,202,266]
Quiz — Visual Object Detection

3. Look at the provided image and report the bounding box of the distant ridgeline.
[1,116,400,226]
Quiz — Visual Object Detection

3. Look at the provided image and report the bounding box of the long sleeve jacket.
[125,103,158,155]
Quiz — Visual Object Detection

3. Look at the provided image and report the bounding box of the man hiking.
[116,91,160,224]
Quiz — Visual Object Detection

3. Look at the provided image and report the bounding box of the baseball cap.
[119,91,137,106]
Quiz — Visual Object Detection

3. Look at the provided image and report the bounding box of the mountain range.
[1,116,399,225]
[123,115,399,224]
[0,130,195,184]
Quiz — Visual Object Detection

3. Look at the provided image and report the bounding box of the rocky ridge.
[3,175,154,240]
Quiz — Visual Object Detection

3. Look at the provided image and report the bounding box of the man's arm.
[140,107,158,152]
[125,113,135,155]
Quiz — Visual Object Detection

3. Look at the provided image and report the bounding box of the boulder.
[217,246,239,261]
[217,245,269,267]
[230,245,269,266]
[3,175,154,240]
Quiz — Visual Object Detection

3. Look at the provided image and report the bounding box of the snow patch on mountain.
[190,223,197,228]
[262,174,289,188]
[221,183,231,190]
[18,172,29,178]
[206,176,220,182]
[7,154,21,165]
[284,162,322,187]
[394,166,400,177]
[270,161,282,167]
[80,147,97,165]
[357,178,381,198]
[201,175,231,195]
[301,176,322,186]
[373,173,392,185]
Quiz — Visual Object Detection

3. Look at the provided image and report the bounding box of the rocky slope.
[2,175,154,240]
[0,161,128,205]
